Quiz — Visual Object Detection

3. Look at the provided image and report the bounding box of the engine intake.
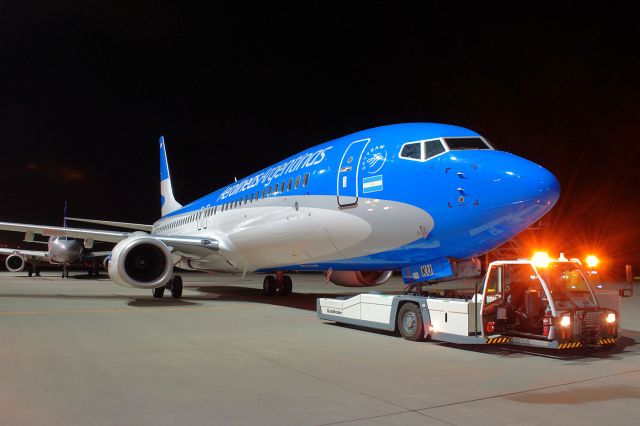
[5,254,26,272]
[108,236,173,289]
[325,270,393,287]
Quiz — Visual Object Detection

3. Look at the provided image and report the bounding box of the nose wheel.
[263,272,293,296]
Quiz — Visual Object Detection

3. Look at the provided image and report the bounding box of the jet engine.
[325,270,393,287]
[108,235,173,289]
[5,254,26,272]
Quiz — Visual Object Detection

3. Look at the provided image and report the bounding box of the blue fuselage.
[153,123,560,275]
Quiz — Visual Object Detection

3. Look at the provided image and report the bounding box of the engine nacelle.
[102,255,111,271]
[108,236,173,289]
[5,254,26,272]
[325,270,393,287]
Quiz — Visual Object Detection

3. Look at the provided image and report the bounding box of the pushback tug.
[318,253,619,349]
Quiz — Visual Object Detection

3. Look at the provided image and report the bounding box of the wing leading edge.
[0,222,219,256]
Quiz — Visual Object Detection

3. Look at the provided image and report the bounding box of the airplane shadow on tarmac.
[0,280,352,310]
[193,285,352,312]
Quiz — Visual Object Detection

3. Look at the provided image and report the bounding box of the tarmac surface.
[0,271,638,426]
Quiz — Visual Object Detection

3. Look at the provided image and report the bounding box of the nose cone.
[501,154,560,211]
[452,149,560,225]
[528,162,560,209]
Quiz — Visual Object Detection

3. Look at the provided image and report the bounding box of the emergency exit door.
[337,138,370,206]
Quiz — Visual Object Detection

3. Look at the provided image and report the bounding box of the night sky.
[1,4,638,268]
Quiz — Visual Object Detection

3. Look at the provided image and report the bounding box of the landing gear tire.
[263,275,276,296]
[281,275,293,296]
[171,275,183,299]
[397,303,425,341]
[152,286,165,298]
[28,266,33,277]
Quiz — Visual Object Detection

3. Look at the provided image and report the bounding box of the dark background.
[0,4,638,270]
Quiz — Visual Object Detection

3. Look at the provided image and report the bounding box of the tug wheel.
[397,303,425,341]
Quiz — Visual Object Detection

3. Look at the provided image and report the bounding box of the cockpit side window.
[425,139,446,159]
[444,137,491,150]
[399,142,422,160]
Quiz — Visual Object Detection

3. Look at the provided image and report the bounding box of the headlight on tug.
[606,313,616,323]
[560,315,571,327]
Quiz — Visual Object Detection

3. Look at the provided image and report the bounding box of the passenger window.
[268,186,273,196]
[214,206,217,215]
[287,178,292,191]
[295,175,301,189]
[262,188,266,198]
[245,195,248,204]
[280,181,285,193]
[400,142,422,160]
[303,173,309,187]
[425,139,446,159]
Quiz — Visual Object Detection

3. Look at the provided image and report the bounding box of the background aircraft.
[0,204,111,277]
[0,123,560,297]
[0,236,111,277]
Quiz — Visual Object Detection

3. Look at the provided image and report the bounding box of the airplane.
[0,123,560,298]
[0,204,112,277]
[0,236,111,277]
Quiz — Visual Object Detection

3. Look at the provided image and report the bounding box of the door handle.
[340,166,352,172]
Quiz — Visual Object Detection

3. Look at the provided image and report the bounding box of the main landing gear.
[27,262,41,277]
[87,260,100,277]
[263,271,293,296]
[152,275,183,299]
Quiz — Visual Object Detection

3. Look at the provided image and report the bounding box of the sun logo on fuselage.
[361,145,388,174]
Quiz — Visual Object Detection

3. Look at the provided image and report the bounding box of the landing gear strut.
[152,275,183,299]
[88,260,99,277]
[28,261,41,277]
[62,264,69,278]
[263,271,293,296]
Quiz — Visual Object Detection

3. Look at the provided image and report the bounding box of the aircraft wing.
[65,217,154,232]
[0,222,130,243]
[0,222,219,258]
[0,247,49,259]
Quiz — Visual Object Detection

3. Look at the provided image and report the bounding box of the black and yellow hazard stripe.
[558,341,583,349]
[486,336,511,344]
[597,338,616,345]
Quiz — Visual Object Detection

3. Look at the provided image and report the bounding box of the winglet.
[159,136,182,217]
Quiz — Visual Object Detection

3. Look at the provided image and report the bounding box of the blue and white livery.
[0,123,560,297]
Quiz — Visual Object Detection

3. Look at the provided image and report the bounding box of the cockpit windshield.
[540,262,597,310]
[444,137,491,150]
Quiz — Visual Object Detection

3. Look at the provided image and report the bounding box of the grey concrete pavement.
[0,272,638,425]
